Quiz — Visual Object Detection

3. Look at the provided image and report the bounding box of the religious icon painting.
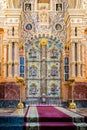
[24,3,31,12]
[56,3,63,12]
[24,23,32,31]
[29,83,37,95]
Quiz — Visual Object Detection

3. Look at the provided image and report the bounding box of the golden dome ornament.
[40,38,48,46]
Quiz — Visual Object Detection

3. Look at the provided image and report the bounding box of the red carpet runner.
[24,106,77,130]
[37,106,72,122]
[37,106,76,130]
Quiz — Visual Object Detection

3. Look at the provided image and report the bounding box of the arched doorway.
[25,36,63,105]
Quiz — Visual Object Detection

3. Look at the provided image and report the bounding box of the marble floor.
[0,108,26,117]
[0,107,87,117]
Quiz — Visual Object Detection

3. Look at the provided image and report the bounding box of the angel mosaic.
[50,83,57,94]
[29,83,37,95]
[50,46,58,58]
[51,65,58,76]
[29,46,37,58]
[29,65,37,76]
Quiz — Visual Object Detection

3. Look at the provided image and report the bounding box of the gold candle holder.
[16,77,25,109]
[68,78,76,109]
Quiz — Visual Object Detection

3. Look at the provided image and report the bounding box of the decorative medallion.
[24,23,32,31]
[55,23,62,31]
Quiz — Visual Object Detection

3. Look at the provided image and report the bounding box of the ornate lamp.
[68,78,76,109]
[16,77,25,109]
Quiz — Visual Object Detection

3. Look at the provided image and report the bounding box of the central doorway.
[25,37,62,105]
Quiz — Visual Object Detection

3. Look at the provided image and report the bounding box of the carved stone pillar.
[77,43,81,62]
[71,43,75,77]
[14,42,19,77]
[8,42,12,77]
[72,43,75,61]
[4,45,7,78]
[77,43,81,77]
[82,44,85,77]
[72,63,75,77]
[81,45,85,64]
[8,63,12,77]
[77,63,81,77]
[82,65,85,77]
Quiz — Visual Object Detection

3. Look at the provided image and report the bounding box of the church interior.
[0,0,87,130]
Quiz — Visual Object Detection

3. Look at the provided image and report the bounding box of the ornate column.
[14,42,19,77]
[71,43,75,77]
[77,43,81,77]
[82,44,85,77]
[4,45,7,78]
[77,63,81,77]
[77,43,81,62]
[8,42,12,77]
[4,8,22,79]
[72,43,75,62]
[72,63,75,77]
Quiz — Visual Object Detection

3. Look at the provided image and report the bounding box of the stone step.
[24,122,87,130]
[0,123,23,130]
[0,116,24,124]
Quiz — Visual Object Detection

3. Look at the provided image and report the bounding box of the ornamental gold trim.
[40,38,48,46]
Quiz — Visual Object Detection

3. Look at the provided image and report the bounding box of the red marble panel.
[0,83,4,99]
[68,83,87,100]
[4,82,20,100]
[0,82,20,100]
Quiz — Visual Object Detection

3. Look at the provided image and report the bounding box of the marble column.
[72,63,75,77]
[81,45,84,63]
[77,43,81,77]
[14,42,19,77]
[71,43,75,77]
[82,44,85,77]
[71,43,75,62]
[4,45,7,78]
[8,42,12,77]
[77,43,81,62]
[77,63,81,77]
[82,65,85,77]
